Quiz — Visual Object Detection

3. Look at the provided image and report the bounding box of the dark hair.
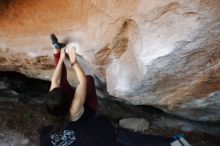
[46,87,73,134]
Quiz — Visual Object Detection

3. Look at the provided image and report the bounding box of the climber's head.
[46,87,72,117]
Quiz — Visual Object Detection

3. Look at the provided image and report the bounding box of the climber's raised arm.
[68,48,87,120]
[49,48,66,91]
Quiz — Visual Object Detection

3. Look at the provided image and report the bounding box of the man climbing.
[39,34,172,146]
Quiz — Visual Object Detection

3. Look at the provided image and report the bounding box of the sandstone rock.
[119,117,149,132]
[0,0,220,121]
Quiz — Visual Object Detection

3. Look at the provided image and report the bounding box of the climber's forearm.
[73,63,87,85]
[50,58,64,90]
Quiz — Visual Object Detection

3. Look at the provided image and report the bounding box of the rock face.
[0,0,220,121]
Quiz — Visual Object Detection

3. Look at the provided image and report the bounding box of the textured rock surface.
[0,0,220,121]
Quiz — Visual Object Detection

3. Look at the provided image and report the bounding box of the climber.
[39,34,171,146]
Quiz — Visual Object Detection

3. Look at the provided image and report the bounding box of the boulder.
[0,0,220,121]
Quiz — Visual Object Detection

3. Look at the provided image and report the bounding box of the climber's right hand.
[68,47,77,63]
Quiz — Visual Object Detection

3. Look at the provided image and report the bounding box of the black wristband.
[71,60,77,67]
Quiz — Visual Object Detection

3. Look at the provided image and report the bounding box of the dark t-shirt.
[39,107,123,146]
